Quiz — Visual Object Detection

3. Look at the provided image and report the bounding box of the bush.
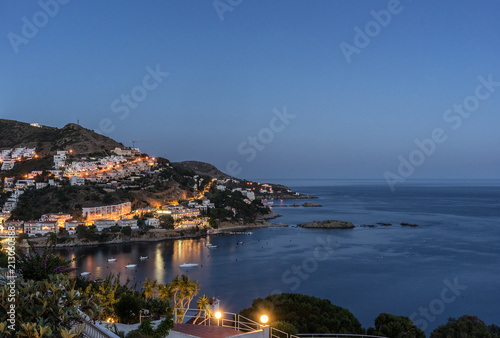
[126,318,173,338]
[114,293,143,324]
[121,226,132,236]
[143,298,172,319]
[430,315,500,338]
[239,293,364,334]
[16,241,75,281]
[367,313,425,338]
[271,321,299,336]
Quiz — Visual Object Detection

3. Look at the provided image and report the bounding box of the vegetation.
[15,241,76,281]
[367,313,425,338]
[430,315,500,338]
[10,185,134,220]
[0,274,87,337]
[239,293,364,334]
[126,318,174,338]
[208,189,269,223]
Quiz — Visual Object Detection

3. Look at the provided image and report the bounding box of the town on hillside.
[0,139,307,242]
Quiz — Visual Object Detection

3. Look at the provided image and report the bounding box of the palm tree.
[141,278,158,299]
[193,295,211,324]
[157,283,172,301]
[179,274,200,321]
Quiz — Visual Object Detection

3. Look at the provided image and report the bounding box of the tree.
[167,275,200,323]
[0,274,91,337]
[367,313,425,338]
[114,293,143,324]
[121,226,132,236]
[159,215,175,229]
[430,315,500,338]
[15,241,76,281]
[239,293,364,334]
[142,278,158,299]
[193,295,211,324]
[81,274,121,321]
[271,321,299,336]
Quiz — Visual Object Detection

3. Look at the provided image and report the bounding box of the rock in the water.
[297,220,355,229]
[302,202,322,207]
[377,222,392,226]
[401,222,418,227]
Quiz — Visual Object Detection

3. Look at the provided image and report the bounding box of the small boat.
[125,264,137,269]
[179,263,198,269]
[207,244,217,248]
[107,258,117,262]
[139,256,149,260]
[80,272,91,277]
[237,241,243,245]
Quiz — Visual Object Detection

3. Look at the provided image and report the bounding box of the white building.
[64,221,84,235]
[93,219,116,232]
[24,221,57,236]
[144,218,160,228]
[69,176,85,186]
[117,218,139,230]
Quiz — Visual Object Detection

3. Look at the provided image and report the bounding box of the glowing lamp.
[260,315,269,324]
[215,311,222,319]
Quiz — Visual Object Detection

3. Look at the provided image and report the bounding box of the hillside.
[173,161,233,180]
[0,119,123,156]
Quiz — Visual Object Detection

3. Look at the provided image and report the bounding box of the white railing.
[174,308,263,333]
[78,310,121,338]
[297,334,387,338]
[174,309,387,338]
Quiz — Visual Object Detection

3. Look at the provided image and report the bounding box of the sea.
[58,179,500,335]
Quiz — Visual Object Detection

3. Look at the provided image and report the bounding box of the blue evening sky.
[1,0,499,180]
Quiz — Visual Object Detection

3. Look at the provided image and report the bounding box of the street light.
[260,315,269,325]
[215,311,222,326]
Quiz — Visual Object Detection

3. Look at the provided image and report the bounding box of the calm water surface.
[59,180,500,334]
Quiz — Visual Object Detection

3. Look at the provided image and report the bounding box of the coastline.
[25,219,287,248]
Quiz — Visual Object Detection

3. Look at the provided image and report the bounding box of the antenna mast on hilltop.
[77,118,80,125]
[130,140,151,148]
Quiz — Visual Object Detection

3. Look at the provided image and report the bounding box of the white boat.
[107,258,117,262]
[237,241,243,245]
[179,263,198,269]
[207,244,217,248]
[139,256,148,260]
[80,272,91,277]
[125,264,137,269]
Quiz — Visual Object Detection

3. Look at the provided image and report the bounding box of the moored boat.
[125,264,137,269]
[179,263,198,269]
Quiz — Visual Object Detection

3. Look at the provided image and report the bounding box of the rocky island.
[297,220,355,229]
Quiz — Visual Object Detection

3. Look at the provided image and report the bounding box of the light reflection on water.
[56,182,500,334]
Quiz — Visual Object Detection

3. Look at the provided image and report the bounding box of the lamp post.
[215,311,222,326]
[260,314,270,338]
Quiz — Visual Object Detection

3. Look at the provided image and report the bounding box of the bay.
[58,179,500,335]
